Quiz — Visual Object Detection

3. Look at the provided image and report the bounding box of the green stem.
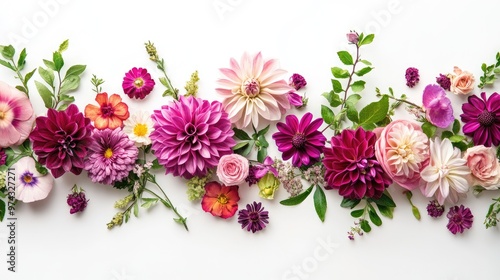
[385,94,422,110]
[53,71,63,109]
[156,59,178,100]
[9,58,29,97]
[144,184,189,231]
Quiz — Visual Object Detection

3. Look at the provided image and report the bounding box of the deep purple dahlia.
[460,92,500,147]
[446,205,473,234]
[30,104,93,178]
[238,201,269,233]
[323,128,392,200]
[150,96,235,179]
[84,128,138,185]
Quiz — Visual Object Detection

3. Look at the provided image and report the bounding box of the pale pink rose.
[216,154,249,186]
[449,66,475,95]
[375,120,430,190]
[464,145,500,190]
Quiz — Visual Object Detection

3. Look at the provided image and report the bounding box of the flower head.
[0,81,35,148]
[150,96,235,179]
[84,92,130,130]
[405,67,420,88]
[422,84,454,128]
[289,73,307,90]
[287,91,304,107]
[426,200,445,218]
[375,120,429,190]
[323,128,392,200]
[449,66,475,95]
[272,113,326,168]
[67,185,88,214]
[216,52,292,129]
[238,201,269,233]
[460,92,500,147]
[84,128,139,185]
[436,74,451,90]
[122,67,155,99]
[123,111,154,147]
[346,31,359,44]
[216,154,249,186]
[464,145,500,190]
[30,104,93,178]
[420,138,470,205]
[201,181,240,219]
[446,205,473,234]
[257,172,280,199]
[246,156,277,186]
[14,157,54,203]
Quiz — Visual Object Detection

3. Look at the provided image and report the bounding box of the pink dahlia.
[122,67,155,99]
[323,128,392,200]
[0,81,35,148]
[151,95,235,179]
[84,128,138,185]
[460,92,500,147]
[30,104,93,178]
[216,52,292,129]
[272,112,326,168]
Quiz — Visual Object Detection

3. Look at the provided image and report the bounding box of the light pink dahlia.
[216,52,292,129]
[150,95,235,179]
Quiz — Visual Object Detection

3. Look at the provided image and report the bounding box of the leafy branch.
[145,41,179,99]
[232,125,270,163]
[478,52,500,89]
[0,45,36,96]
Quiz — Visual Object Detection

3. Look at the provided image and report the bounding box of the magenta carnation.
[122,67,155,99]
[272,112,326,167]
[84,128,138,185]
[422,84,454,128]
[323,128,392,200]
[460,92,500,147]
[30,104,93,178]
[150,95,235,179]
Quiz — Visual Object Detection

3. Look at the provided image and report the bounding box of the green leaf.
[151,158,163,170]
[35,161,48,175]
[133,202,139,218]
[452,119,460,134]
[355,67,373,77]
[377,204,394,219]
[43,59,56,71]
[321,105,335,125]
[351,209,364,218]
[280,185,314,206]
[371,191,396,208]
[53,51,64,71]
[350,80,366,93]
[57,103,69,111]
[346,106,359,123]
[159,77,169,87]
[337,50,353,65]
[233,128,251,140]
[360,219,371,232]
[481,63,487,72]
[331,79,343,93]
[322,91,342,107]
[1,45,15,59]
[368,209,382,226]
[359,34,375,46]
[313,185,327,222]
[340,198,360,209]
[359,59,372,66]
[60,75,80,94]
[58,39,69,52]
[441,131,454,139]
[17,48,27,69]
[257,147,267,163]
[15,86,27,94]
[0,59,14,70]
[412,206,421,220]
[449,135,465,143]
[422,121,437,138]
[257,125,270,137]
[35,81,54,109]
[358,95,389,126]
[141,198,159,209]
[59,94,75,102]
[0,199,5,222]
[232,141,249,151]
[25,68,36,83]
[331,67,350,79]
[346,93,361,107]
[234,140,254,157]
[65,65,86,79]
[38,67,55,87]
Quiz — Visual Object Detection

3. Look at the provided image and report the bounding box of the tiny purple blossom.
[426,200,444,218]
[289,74,307,90]
[436,74,451,90]
[446,205,473,234]
[422,84,454,128]
[405,67,420,88]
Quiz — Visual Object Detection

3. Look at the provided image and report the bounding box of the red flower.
[201,181,240,219]
[84,92,129,130]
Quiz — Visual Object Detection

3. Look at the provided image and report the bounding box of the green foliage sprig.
[478,52,500,89]
[0,45,36,96]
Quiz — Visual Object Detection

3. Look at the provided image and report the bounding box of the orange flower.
[201,181,240,219]
[84,93,129,130]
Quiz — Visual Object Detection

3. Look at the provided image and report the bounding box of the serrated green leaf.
[377,204,394,219]
[313,185,327,222]
[351,209,364,218]
[358,95,389,126]
[59,94,75,102]
[331,79,343,93]
[17,48,27,69]
[38,67,55,87]
[0,199,6,222]
[60,75,80,94]
[59,39,69,52]
[355,67,373,77]
[322,91,342,107]
[337,50,353,65]
[35,80,54,109]
[331,67,350,79]
[65,65,86,79]
[360,219,371,232]
[368,208,382,226]
[53,51,64,71]
[43,59,56,71]
[280,185,314,206]
[340,197,360,209]
[351,80,366,93]
[321,105,335,125]
[359,59,372,66]
[233,128,251,140]
[1,45,15,59]
[359,34,375,46]
[422,121,437,138]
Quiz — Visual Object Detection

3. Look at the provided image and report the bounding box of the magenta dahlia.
[30,104,93,178]
[272,112,326,167]
[150,95,235,179]
[323,128,392,200]
[122,67,155,99]
[460,92,500,147]
[84,128,138,185]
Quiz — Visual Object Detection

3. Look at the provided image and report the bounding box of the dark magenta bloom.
[122,67,155,99]
[30,104,93,178]
[422,84,454,128]
[67,191,88,214]
[446,205,473,234]
[436,74,451,90]
[0,148,6,166]
[238,201,269,233]
[289,73,307,90]
[272,112,326,168]
[245,157,277,186]
[405,67,420,88]
[323,128,392,200]
[426,200,444,218]
[460,92,500,147]
[287,91,303,107]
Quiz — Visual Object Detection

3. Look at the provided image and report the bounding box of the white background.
[1,0,500,279]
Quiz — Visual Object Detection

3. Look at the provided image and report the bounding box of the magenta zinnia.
[30,104,93,178]
[84,128,138,185]
[216,52,292,129]
[272,112,326,168]
[323,128,392,200]
[446,205,473,234]
[150,95,235,179]
[122,67,155,99]
[460,92,500,147]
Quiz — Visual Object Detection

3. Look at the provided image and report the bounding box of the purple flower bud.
[346,31,359,44]
[436,74,451,91]
[287,91,303,107]
[289,73,307,90]
[405,67,420,88]
[67,190,88,214]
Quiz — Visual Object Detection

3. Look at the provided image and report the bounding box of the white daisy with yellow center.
[123,111,154,147]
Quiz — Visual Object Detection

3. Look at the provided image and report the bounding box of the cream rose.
[464,145,500,190]
[216,154,249,186]
[449,66,475,95]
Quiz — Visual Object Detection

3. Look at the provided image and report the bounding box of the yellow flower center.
[104,148,113,159]
[0,111,4,120]
[133,123,148,137]
[22,174,33,183]
[217,194,228,205]
[134,78,144,88]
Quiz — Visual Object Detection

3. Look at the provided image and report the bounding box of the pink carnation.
[216,154,249,186]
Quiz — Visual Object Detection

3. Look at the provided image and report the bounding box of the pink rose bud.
[216,154,250,186]
[346,31,359,44]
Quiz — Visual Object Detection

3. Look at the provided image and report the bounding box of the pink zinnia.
[323,128,392,200]
[84,128,138,185]
[216,52,292,129]
[150,96,235,179]
[30,104,93,178]
[122,67,155,99]
[0,81,35,148]
[272,112,326,168]
[460,92,500,147]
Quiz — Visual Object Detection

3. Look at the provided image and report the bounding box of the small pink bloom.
[216,154,249,186]
[346,31,359,44]
[449,66,475,95]
[15,157,54,203]
[422,84,454,128]
[464,145,500,190]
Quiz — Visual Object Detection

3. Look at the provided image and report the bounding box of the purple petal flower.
[436,74,451,90]
[446,205,473,234]
[289,73,307,90]
[422,84,454,128]
[122,67,155,99]
[405,67,420,88]
[238,201,269,233]
[287,91,303,107]
[460,92,500,147]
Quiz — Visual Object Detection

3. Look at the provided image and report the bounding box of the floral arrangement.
[1,32,500,239]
